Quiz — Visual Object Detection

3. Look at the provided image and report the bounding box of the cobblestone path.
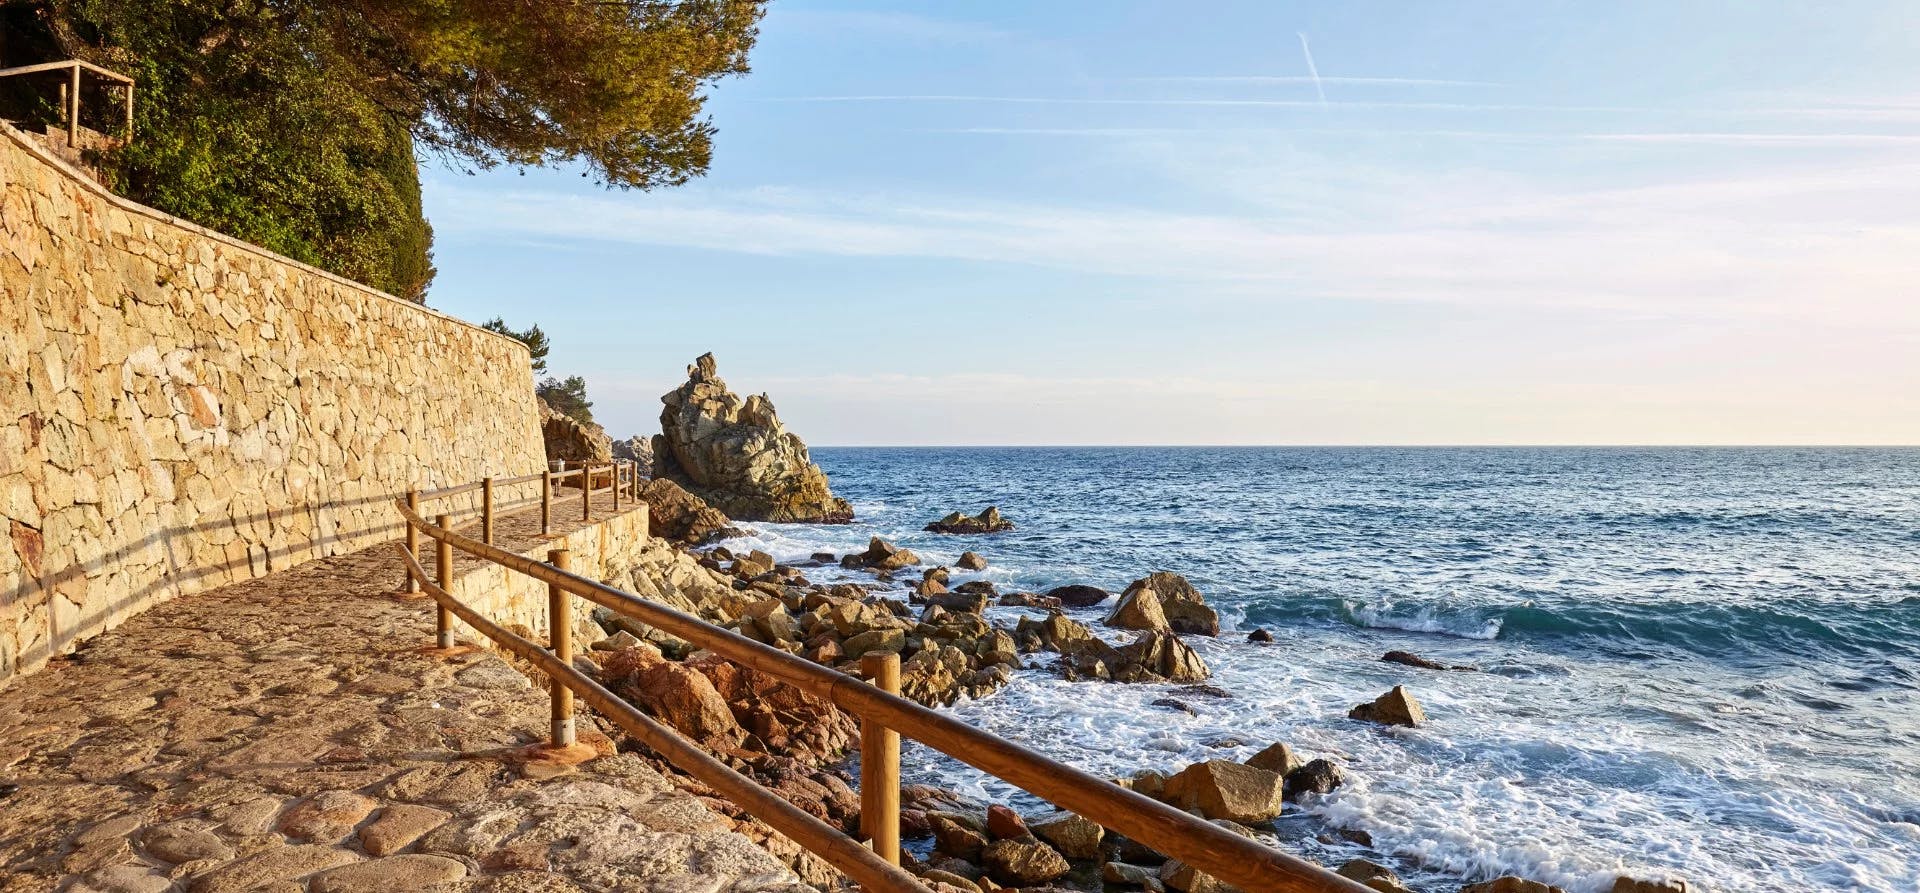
[0,490,810,893]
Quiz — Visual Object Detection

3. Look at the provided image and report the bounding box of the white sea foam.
[1346,600,1504,640]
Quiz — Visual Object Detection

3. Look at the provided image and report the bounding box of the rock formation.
[1043,584,1111,608]
[924,506,1015,534]
[635,478,737,545]
[652,354,852,523]
[540,396,612,465]
[611,434,654,468]
[1117,572,1220,636]
[1350,685,1427,727]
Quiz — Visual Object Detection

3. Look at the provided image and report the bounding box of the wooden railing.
[393,480,1369,893]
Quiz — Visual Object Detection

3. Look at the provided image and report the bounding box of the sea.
[717,447,1920,893]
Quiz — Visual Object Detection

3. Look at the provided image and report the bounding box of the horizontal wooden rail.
[396,500,1369,893]
[396,545,929,892]
[0,59,134,84]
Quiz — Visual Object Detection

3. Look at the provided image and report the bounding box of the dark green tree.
[480,317,550,374]
[537,375,594,425]
[2,0,764,300]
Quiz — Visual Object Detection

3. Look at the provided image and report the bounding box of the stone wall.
[0,123,545,685]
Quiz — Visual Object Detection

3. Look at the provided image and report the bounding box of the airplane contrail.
[1297,32,1327,105]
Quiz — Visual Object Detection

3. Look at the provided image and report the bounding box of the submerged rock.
[1461,877,1570,893]
[1283,758,1345,801]
[1338,859,1412,893]
[1246,628,1274,643]
[1349,685,1427,727]
[957,551,988,571]
[1611,878,1690,893]
[1044,584,1112,608]
[926,506,1016,534]
[1119,572,1219,636]
[652,353,853,523]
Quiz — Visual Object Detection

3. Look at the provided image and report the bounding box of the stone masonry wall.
[0,123,545,685]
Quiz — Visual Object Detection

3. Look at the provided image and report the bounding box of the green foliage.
[538,375,594,425]
[7,0,763,300]
[481,317,550,374]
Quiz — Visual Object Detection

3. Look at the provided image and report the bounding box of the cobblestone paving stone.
[0,490,813,893]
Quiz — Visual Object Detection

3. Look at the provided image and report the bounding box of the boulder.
[1349,685,1427,727]
[985,805,1029,840]
[981,837,1070,886]
[1245,742,1302,776]
[540,396,612,465]
[1104,862,1167,891]
[852,537,921,571]
[1246,628,1274,643]
[957,551,988,571]
[1113,631,1211,683]
[925,506,1015,534]
[1029,810,1104,860]
[1161,859,1241,893]
[1119,572,1219,636]
[1338,859,1412,893]
[1283,758,1345,801]
[1105,586,1172,633]
[1461,878,1569,893]
[1045,584,1112,608]
[652,353,853,523]
[1160,760,1286,822]
[636,478,736,544]
[929,812,989,860]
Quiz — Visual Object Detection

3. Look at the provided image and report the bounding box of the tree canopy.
[2,0,764,300]
[538,375,594,424]
[481,317,550,374]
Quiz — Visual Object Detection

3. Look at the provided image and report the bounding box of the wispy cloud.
[432,153,1920,330]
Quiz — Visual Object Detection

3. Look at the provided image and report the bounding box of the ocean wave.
[1343,600,1504,640]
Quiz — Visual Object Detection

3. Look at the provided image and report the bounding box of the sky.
[421,0,1920,446]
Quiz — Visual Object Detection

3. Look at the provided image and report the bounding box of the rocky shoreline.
[570,356,1688,893]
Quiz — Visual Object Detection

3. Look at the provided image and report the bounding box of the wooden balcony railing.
[393,475,1369,893]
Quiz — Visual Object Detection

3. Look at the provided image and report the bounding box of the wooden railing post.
[611,461,621,512]
[481,476,495,545]
[860,652,903,866]
[404,489,420,593]
[549,548,576,748]
[541,469,553,535]
[67,61,80,146]
[435,513,455,649]
[582,465,593,522]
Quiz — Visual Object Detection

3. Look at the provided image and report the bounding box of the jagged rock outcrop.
[540,397,612,465]
[652,354,852,523]
[611,434,654,468]
[1118,572,1220,636]
[925,506,1014,534]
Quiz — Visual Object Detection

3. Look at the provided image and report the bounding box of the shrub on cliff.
[1,0,765,300]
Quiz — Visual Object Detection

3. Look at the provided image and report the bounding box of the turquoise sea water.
[724,447,1920,892]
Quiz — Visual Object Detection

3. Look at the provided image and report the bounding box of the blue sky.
[422,1,1920,445]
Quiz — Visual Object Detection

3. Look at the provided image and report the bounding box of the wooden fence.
[395,471,1368,893]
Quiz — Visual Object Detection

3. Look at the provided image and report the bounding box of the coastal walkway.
[0,488,810,893]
